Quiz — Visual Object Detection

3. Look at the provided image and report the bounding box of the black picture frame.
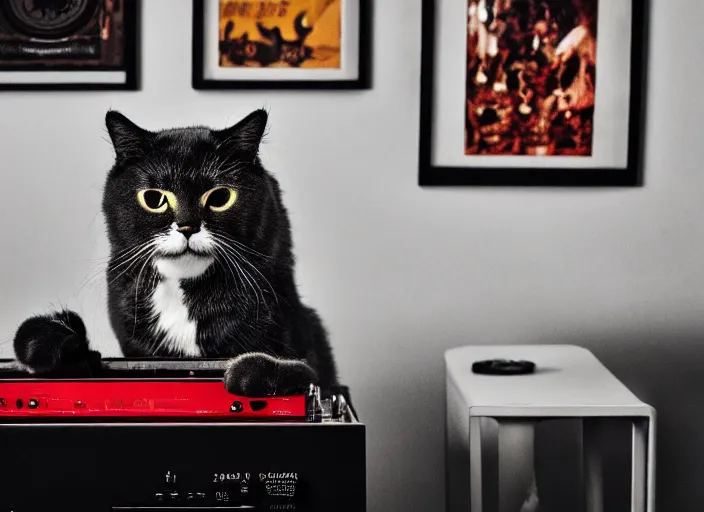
[0,0,140,92]
[418,0,650,187]
[192,0,372,90]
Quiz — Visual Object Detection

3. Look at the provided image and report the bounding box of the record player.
[0,358,366,511]
[0,0,131,68]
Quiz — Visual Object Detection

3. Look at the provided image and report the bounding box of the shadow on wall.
[581,327,704,512]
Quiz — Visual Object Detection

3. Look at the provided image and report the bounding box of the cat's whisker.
[241,266,264,320]
[231,249,279,308]
[73,255,112,263]
[224,245,265,315]
[210,229,271,260]
[143,276,166,357]
[144,270,163,355]
[211,234,278,308]
[74,249,133,300]
[112,241,152,259]
[213,237,262,295]
[74,264,109,298]
[213,243,270,317]
[108,241,159,285]
[131,247,158,343]
[213,245,244,292]
[214,242,263,317]
[108,240,158,270]
[211,245,240,290]
[75,243,150,296]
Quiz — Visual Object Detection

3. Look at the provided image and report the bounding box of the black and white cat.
[12,109,338,397]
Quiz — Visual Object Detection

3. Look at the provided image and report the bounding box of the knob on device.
[472,358,536,375]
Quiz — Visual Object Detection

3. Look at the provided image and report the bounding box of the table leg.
[583,418,605,512]
[631,419,649,512]
[497,419,536,512]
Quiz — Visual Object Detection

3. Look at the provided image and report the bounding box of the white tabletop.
[445,345,654,418]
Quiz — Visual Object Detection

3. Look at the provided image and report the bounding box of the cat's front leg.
[13,310,102,376]
[224,353,318,397]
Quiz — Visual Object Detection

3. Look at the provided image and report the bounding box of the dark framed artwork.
[192,0,371,90]
[0,0,139,91]
[419,0,649,187]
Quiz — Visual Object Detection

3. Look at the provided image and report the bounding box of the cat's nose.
[176,223,200,240]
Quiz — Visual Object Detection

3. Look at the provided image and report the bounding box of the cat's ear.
[105,110,152,162]
[215,108,268,161]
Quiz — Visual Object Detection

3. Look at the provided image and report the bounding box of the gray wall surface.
[0,1,701,510]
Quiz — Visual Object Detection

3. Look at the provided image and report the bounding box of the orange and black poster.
[219,0,341,69]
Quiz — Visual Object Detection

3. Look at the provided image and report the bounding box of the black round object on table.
[472,359,536,375]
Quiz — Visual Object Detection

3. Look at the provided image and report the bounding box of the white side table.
[445,345,656,512]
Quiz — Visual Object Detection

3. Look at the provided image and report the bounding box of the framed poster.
[192,0,372,90]
[419,0,649,186]
[0,0,139,91]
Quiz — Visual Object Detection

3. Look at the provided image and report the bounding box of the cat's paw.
[13,310,102,376]
[224,353,318,397]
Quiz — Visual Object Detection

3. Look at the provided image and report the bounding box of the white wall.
[1,1,703,510]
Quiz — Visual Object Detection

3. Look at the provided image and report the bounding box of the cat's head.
[102,109,280,280]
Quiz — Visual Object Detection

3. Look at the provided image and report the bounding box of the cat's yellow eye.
[201,187,237,212]
[137,189,177,213]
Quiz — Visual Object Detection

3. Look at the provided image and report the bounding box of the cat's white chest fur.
[150,255,214,357]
